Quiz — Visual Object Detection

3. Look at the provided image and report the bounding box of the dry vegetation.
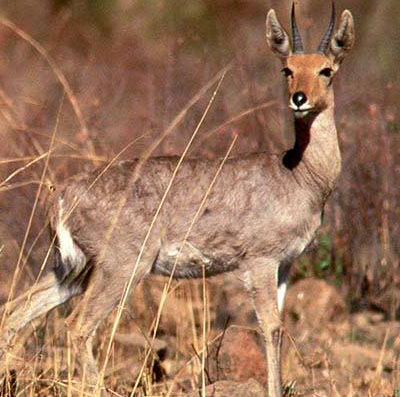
[0,0,399,395]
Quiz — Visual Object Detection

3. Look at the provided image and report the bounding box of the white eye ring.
[281,67,293,77]
[319,67,333,77]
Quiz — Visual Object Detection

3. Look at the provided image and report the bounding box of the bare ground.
[0,273,398,396]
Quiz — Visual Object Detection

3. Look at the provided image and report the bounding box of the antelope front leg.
[243,260,282,397]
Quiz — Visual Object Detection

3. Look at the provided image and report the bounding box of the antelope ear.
[328,10,355,70]
[266,9,291,59]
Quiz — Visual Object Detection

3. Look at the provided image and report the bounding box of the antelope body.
[0,4,354,396]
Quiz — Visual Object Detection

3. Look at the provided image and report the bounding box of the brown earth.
[1,275,398,396]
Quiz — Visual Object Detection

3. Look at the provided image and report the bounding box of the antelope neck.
[283,107,341,200]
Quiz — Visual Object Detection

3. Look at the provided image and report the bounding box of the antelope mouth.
[289,105,314,118]
[294,109,311,118]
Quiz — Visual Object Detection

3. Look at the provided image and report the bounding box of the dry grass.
[0,0,399,396]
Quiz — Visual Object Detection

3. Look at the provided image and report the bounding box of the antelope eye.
[281,67,293,77]
[319,67,333,77]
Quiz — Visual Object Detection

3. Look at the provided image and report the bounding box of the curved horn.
[291,3,304,54]
[317,2,336,54]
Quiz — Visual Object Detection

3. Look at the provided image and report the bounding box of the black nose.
[292,91,307,107]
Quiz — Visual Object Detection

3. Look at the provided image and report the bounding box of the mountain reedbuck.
[0,3,354,396]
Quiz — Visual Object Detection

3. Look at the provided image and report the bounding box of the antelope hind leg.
[0,272,78,373]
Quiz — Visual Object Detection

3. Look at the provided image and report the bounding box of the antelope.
[0,3,354,396]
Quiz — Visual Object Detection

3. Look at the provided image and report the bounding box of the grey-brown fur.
[52,151,325,284]
[0,5,355,397]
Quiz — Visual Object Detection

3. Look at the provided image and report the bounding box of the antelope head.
[266,3,355,118]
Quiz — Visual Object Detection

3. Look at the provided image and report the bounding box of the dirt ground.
[0,273,398,396]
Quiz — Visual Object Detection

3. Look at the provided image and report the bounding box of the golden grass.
[0,4,399,397]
